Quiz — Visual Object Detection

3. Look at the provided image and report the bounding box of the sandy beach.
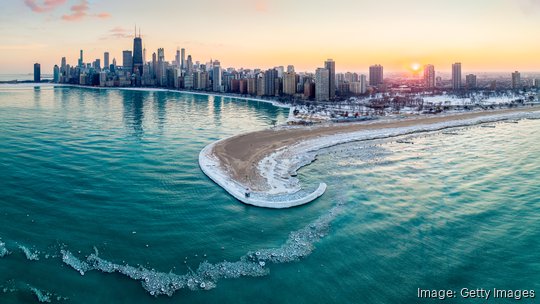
[211,106,540,194]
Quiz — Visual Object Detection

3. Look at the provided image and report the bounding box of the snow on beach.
[200,109,540,208]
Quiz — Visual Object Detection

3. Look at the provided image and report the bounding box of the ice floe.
[60,203,344,297]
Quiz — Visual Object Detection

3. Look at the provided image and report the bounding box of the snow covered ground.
[200,109,540,208]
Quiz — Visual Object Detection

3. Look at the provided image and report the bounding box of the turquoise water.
[0,86,539,303]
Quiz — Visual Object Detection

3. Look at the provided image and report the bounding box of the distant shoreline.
[0,82,291,109]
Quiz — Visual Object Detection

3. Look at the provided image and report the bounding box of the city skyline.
[2,0,540,74]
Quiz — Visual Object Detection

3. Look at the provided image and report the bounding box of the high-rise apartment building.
[465,74,477,89]
[53,65,59,83]
[283,72,297,95]
[123,50,133,71]
[369,65,384,86]
[324,59,336,99]
[213,61,222,92]
[452,63,462,90]
[34,63,41,82]
[104,52,110,70]
[264,69,278,96]
[424,64,435,88]
[512,71,521,89]
[315,68,330,101]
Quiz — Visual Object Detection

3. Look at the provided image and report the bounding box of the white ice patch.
[61,203,344,297]
[29,286,52,303]
[18,245,39,261]
[0,238,9,257]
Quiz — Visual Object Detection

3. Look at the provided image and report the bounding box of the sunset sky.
[1,0,540,74]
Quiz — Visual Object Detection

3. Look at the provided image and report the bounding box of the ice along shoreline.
[200,107,540,209]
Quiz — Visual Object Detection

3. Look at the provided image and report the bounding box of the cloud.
[515,0,540,14]
[24,0,67,13]
[61,0,111,21]
[254,0,268,12]
[99,26,132,40]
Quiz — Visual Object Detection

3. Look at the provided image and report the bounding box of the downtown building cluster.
[48,32,370,102]
[41,31,539,100]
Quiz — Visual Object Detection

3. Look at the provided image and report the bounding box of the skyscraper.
[213,61,222,92]
[315,68,330,101]
[78,50,83,68]
[423,64,435,89]
[283,71,297,95]
[186,55,193,73]
[324,59,336,99]
[157,48,165,86]
[132,30,143,76]
[181,48,186,70]
[175,49,180,67]
[512,71,521,89]
[264,69,278,96]
[104,52,110,70]
[61,57,67,77]
[34,63,41,82]
[53,65,59,83]
[287,65,295,73]
[369,65,384,86]
[123,50,133,71]
[465,74,477,89]
[452,63,462,90]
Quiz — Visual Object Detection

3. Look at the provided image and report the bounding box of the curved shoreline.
[0,83,291,109]
[201,107,540,208]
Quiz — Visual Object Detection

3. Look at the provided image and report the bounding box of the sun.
[411,63,421,72]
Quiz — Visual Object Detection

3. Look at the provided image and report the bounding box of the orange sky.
[1,0,540,74]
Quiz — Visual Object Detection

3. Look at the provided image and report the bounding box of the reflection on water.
[122,91,145,138]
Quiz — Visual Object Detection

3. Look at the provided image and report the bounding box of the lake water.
[0,85,538,303]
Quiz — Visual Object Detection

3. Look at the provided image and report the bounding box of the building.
[512,71,521,89]
[315,68,330,101]
[157,48,165,86]
[78,50,83,68]
[247,77,257,95]
[325,59,336,99]
[304,80,315,99]
[34,63,41,82]
[423,64,435,89]
[350,75,367,95]
[534,79,540,88]
[99,71,107,87]
[283,72,297,95]
[132,32,144,76]
[104,52,110,70]
[213,61,222,92]
[465,74,477,89]
[369,65,384,86]
[123,50,133,71]
[452,62,462,90]
[181,48,186,70]
[53,65,59,83]
[264,69,278,96]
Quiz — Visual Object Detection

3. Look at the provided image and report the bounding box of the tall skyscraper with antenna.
[132,26,143,76]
